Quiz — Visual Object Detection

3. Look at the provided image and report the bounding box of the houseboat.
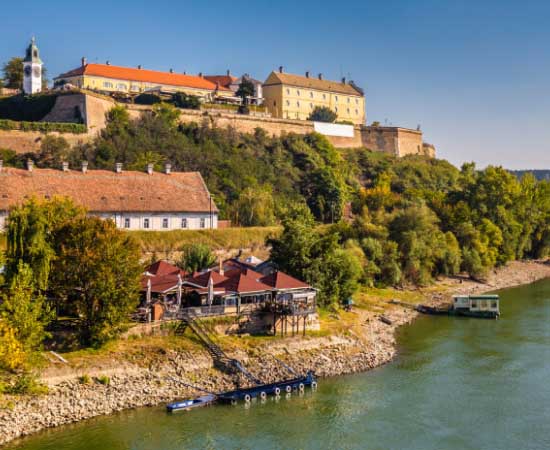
[416,294,500,319]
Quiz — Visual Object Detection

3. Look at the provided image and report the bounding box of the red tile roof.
[0,168,218,213]
[186,270,228,288]
[146,260,181,277]
[204,75,237,88]
[260,271,311,290]
[57,63,231,91]
[223,267,263,280]
[215,272,273,294]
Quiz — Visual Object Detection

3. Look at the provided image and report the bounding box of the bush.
[308,106,337,123]
[172,92,201,110]
[238,105,250,115]
[4,374,49,396]
[0,119,87,134]
[78,374,91,384]
[134,93,162,105]
[0,94,57,121]
[97,375,110,385]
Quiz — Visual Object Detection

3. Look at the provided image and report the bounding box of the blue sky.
[2,0,549,169]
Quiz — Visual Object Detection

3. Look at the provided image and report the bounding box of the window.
[286,88,290,95]
[347,97,350,103]
[491,301,498,308]
[103,81,113,89]
[471,301,477,308]
[143,218,150,229]
[310,92,314,98]
[322,94,326,100]
[347,108,350,114]
[335,95,338,102]
[181,218,188,229]
[124,218,130,228]
[200,218,206,228]
[130,85,140,92]
[335,106,338,112]
[310,103,313,109]
[162,218,169,229]
[356,98,359,104]
[286,100,290,106]
[273,100,276,106]
[296,101,300,107]
[297,90,300,96]
[355,109,359,115]
[116,83,127,90]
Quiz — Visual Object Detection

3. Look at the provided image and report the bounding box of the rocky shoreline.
[1,260,549,447]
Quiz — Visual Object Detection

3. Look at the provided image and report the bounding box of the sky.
[1,0,549,169]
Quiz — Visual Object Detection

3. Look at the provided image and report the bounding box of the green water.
[8,280,550,450]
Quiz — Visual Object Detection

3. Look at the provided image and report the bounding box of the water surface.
[8,280,550,450]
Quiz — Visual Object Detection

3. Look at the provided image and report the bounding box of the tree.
[308,106,337,123]
[52,217,142,346]
[234,185,275,226]
[2,57,23,89]
[36,135,70,168]
[0,321,26,372]
[173,92,201,110]
[0,261,51,354]
[178,243,216,273]
[236,77,255,105]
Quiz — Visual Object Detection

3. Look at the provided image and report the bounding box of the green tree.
[2,57,23,89]
[308,106,337,123]
[0,261,51,354]
[173,92,201,110]
[236,77,255,105]
[234,185,275,226]
[52,217,142,346]
[178,243,216,273]
[36,135,70,168]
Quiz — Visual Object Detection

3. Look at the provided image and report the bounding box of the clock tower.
[23,37,43,95]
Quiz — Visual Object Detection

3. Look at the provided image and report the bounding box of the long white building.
[0,161,218,231]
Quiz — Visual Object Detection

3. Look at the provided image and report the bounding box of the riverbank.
[1,259,549,447]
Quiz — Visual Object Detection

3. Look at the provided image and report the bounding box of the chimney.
[164,162,172,175]
[61,161,69,172]
[115,162,122,173]
[279,66,284,73]
[215,81,220,90]
[81,161,88,174]
[106,60,110,66]
[27,159,34,172]
[137,65,142,70]
[169,68,173,73]
[226,69,231,76]
[0,159,3,172]
[342,77,346,84]
[318,73,323,80]
[305,71,310,78]
[198,72,203,77]
[81,57,87,67]
[146,163,154,175]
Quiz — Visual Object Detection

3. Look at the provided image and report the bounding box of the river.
[7,279,550,450]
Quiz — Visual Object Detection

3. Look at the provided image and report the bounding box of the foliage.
[0,321,26,372]
[51,217,142,346]
[0,262,52,353]
[308,106,337,123]
[133,93,162,105]
[0,94,58,122]
[2,374,49,395]
[78,374,91,384]
[2,57,23,89]
[36,135,71,167]
[172,92,201,110]
[178,243,217,273]
[97,375,110,385]
[236,78,255,105]
[0,119,87,134]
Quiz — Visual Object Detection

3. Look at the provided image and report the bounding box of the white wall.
[0,211,219,232]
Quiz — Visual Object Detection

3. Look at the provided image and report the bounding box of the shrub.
[0,94,57,121]
[5,374,49,395]
[78,374,91,384]
[308,106,337,123]
[134,93,162,105]
[238,105,250,115]
[172,92,201,110]
[97,375,110,385]
[0,119,87,134]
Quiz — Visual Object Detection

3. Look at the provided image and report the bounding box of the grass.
[128,226,281,256]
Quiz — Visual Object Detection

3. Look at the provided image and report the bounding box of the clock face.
[24,66,32,76]
[33,66,41,78]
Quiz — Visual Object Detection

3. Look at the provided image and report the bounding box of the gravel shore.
[1,260,549,447]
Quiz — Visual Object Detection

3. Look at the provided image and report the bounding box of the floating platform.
[416,294,500,319]
[166,394,216,412]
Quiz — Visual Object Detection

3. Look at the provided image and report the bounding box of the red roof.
[204,75,237,88]
[223,267,263,280]
[260,271,311,290]
[57,63,231,92]
[146,260,181,277]
[186,270,228,288]
[215,272,272,294]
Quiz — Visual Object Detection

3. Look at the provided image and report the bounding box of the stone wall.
[0,94,433,157]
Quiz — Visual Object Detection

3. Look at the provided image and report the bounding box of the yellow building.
[54,59,233,100]
[263,69,366,125]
